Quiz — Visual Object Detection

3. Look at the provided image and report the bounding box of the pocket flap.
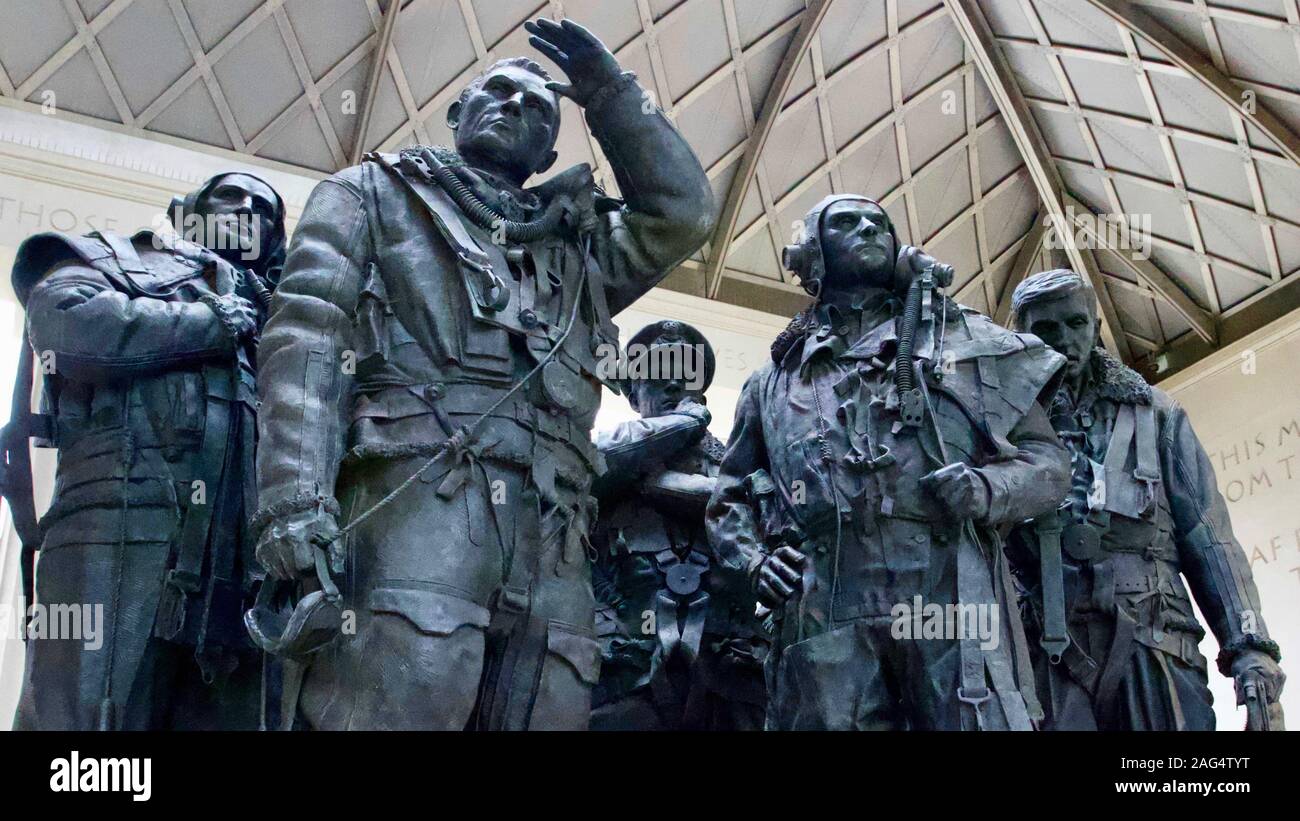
[547,625,601,685]
[367,587,490,635]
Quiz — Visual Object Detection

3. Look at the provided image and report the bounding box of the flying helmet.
[169,171,288,283]
[782,194,954,295]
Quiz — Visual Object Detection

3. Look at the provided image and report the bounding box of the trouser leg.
[767,620,902,730]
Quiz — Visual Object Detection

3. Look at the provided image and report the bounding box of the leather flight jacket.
[11,229,262,659]
[1011,348,1280,720]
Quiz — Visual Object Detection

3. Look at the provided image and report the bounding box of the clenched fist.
[754,545,807,610]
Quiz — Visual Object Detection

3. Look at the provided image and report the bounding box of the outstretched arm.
[592,400,711,501]
[526,18,715,314]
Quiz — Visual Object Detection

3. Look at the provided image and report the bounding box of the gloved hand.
[256,506,340,581]
[920,462,991,521]
[673,396,712,428]
[524,18,624,108]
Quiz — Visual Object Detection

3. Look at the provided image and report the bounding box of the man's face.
[192,174,279,267]
[453,66,559,182]
[630,376,700,419]
[819,200,896,293]
[1019,289,1099,381]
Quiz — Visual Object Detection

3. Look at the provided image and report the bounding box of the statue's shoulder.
[946,303,1060,368]
[12,231,118,303]
[13,229,217,305]
[944,304,1066,424]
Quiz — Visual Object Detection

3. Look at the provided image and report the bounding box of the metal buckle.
[457,250,492,275]
[156,569,201,641]
[957,685,991,706]
[958,685,992,730]
[496,586,530,615]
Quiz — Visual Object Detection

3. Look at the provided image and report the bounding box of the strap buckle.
[957,685,991,706]
[457,251,510,311]
[494,586,530,615]
[155,569,201,641]
[958,685,992,730]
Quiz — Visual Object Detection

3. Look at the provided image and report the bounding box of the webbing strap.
[1103,403,1136,504]
[371,152,507,313]
[1133,402,1160,512]
[1034,514,1070,665]
[998,546,1044,722]
[986,546,1033,730]
[1094,604,1139,726]
[155,363,235,642]
[955,531,992,728]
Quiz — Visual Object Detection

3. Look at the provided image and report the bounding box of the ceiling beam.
[993,213,1049,326]
[703,0,834,299]
[349,0,401,167]
[1063,193,1218,345]
[165,0,246,151]
[137,0,286,130]
[274,5,347,168]
[1083,0,1300,168]
[945,0,1132,362]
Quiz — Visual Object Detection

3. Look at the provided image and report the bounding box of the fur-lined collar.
[1090,348,1152,405]
[697,431,727,464]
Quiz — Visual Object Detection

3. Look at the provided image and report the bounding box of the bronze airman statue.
[1007,268,1285,730]
[590,320,766,730]
[7,172,285,729]
[249,19,713,729]
[707,194,1070,730]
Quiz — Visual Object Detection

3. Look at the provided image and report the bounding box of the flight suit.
[709,294,1069,730]
[1007,348,1282,730]
[253,72,713,729]
[11,229,264,730]
[590,408,766,730]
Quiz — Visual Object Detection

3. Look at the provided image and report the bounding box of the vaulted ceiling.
[2,0,1299,380]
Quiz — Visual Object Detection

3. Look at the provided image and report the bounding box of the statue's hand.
[256,507,340,582]
[202,293,259,342]
[920,462,991,521]
[1232,649,1286,703]
[755,545,806,610]
[673,396,711,428]
[524,18,623,107]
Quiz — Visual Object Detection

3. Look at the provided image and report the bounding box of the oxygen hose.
[246,270,273,311]
[431,158,565,243]
[895,275,923,396]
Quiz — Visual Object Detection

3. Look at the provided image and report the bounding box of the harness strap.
[955,531,991,728]
[1093,603,1139,726]
[1034,513,1070,665]
[997,542,1044,722]
[1103,404,1135,504]
[1,325,41,628]
[155,363,235,643]
[1133,402,1160,511]
[372,152,509,313]
[475,485,550,731]
[986,545,1033,729]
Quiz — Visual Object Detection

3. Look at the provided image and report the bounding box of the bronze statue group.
[3,18,1283,731]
